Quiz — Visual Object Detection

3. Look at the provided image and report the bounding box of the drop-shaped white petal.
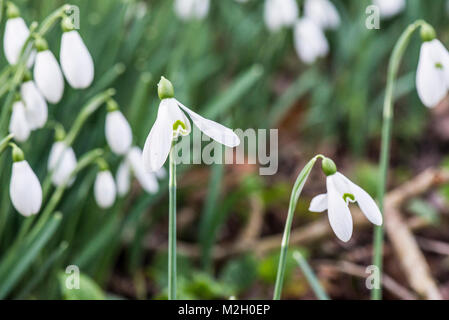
[94,170,116,209]
[128,146,159,194]
[34,50,64,103]
[21,81,48,130]
[416,40,449,108]
[176,99,240,148]
[10,160,42,216]
[4,17,29,65]
[9,101,30,142]
[155,167,167,179]
[264,0,299,32]
[60,31,94,89]
[174,0,210,20]
[143,100,178,173]
[373,0,406,19]
[309,193,328,212]
[294,18,329,65]
[326,175,353,242]
[48,141,77,187]
[116,160,131,197]
[105,110,133,155]
[335,172,383,226]
[304,0,340,30]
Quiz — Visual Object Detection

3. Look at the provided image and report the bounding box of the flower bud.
[157,76,174,100]
[322,157,337,176]
[420,23,436,42]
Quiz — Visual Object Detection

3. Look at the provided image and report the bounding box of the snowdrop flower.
[33,38,64,104]
[294,17,329,64]
[309,158,382,242]
[3,3,34,67]
[48,141,77,187]
[416,27,449,108]
[264,0,298,32]
[60,22,95,89]
[116,160,131,196]
[10,145,42,216]
[21,79,48,130]
[94,169,116,209]
[9,100,30,142]
[174,0,210,21]
[105,101,132,155]
[143,77,240,172]
[304,0,340,30]
[373,0,405,19]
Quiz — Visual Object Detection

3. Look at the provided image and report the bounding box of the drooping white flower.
[3,17,34,66]
[21,80,48,130]
[9,101,30,142]
[94,170,116,209]
[116,160,131,196]
[10,160,42,216]
[373,0,405,19]
[34,49,64,103]
[416,39,449,108]
[60,31,94,89]
[264,0,299,32]
[309,172,382,242]
[128,147,159,194]
[155,167,167,179]
[304,0,340,30]
[48,141,77,187]
[105,110,132,155]
[143,78,240,173]
[174,0,210,21]
[294,17,329,64]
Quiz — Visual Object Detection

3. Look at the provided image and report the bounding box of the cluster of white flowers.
[5,6,94,143]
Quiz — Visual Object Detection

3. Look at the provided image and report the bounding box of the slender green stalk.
[372,20,427,300]
[168,144,177,300]
[0,134,14,155]
[273,155,320,300]
[293,251,329,300]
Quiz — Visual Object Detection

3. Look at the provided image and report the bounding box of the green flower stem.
[35,4,71,37]
[273,155,322,300]
[168,143,177,300]
[372,19,428,300]
[0,134,14,155]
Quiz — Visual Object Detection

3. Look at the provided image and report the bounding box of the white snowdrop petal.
[174,0,209,20]
[60,31,94,89]
[34,50,64,103]
[427,39,449,86]
[294,18,329,65]
[264,0,298,32]
[4,17,29,65]
[195,0,210,19]
[176,99,240,148]
[105,111,133,155]
[94,171,116,209]
[309,193,328,212]
[21,81,48,130]
[48,142,77,187]
[327,175,353,242]
[155,167,167,179]
[10,160,42,216]
[416,41,449,108]
[128,147,159,194]
[304,0,340,30]
[143,101,176,173]
[373,0,406,19]
[9,101,30,142]
[116,160,131,196]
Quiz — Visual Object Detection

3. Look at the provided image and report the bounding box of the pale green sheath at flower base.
[142,77,240,300]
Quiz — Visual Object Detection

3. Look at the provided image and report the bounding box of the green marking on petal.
[435,62,443,69]
[173,120,186,132]
[343,193,355,203]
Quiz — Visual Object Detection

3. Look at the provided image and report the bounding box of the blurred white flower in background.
[416,39,449,108]
[105,109,133,156]
[94,170,117,209]
[174,0,210,21]
[309,172,382,242]
[9,100,30,142]
[10,159,42,217]
[48,141,77,187]
[264,0,299,32]
[116,160,131,196]
[34,48,64,104]
[373,0,405,19]
[304,0,340,30]
[21,80,48,130]
[60,30,95,89]
[294,17,329,65]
